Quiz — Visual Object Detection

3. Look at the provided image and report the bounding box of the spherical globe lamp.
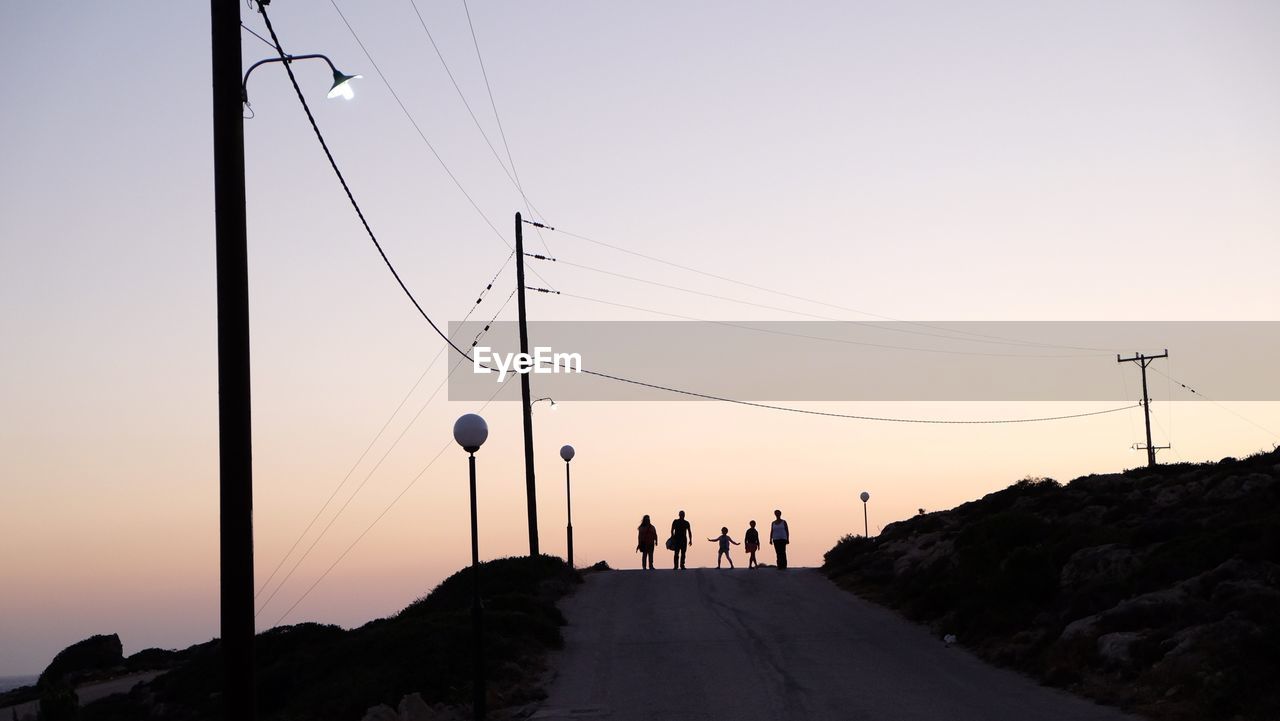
[560,444,575,462]
[453,413,489,453]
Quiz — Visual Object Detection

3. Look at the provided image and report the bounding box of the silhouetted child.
[743,520,760,568]
[707,527,740,568]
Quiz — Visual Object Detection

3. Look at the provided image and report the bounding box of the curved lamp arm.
[242,53,360,104]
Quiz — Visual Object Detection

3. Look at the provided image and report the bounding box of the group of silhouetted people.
[636,510,791,570]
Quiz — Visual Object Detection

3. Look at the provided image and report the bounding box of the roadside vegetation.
[823,448,1280,721]
[8,555,578,721]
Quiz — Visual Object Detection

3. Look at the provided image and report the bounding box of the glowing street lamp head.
[327,70,362,100]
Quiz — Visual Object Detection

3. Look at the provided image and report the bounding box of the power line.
[258,2,481,365]
[240,21,275,50]
[258,286,517,620]
[252,346,441,602]
[578,366,1140,424]
[264,6,1143,428]
[404,0,557,256]
[1116,360,1140,444]
[250,6,550,618]
[272,371,518,626]
[471,250,514,305]
[458,0,554,256]
[253,254,512,607]
[257,350,467,619]
[326,0,505,241]
[555,259,1111,356]
[326,0,558,292]
[1150,403,1173,458]
[555,290,1104,359]
[556,258,845,320]
[406,0,520,194]
[468,288,518,349]
[1150,367,1280,441]
[551,227,1114,353]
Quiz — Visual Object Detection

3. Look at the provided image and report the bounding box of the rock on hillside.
[823,449,1280,721]
[71,555,579,721]
[38,634,124,688]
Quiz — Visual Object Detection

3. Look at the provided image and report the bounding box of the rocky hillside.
[823,449,1280,721]
[11,555,579,721]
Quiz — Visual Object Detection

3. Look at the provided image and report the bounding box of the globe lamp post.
[560,444,576,567]
[453,413,489,720]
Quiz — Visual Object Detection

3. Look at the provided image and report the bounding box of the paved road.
[533,569,1130,721]
[0,671,164,720]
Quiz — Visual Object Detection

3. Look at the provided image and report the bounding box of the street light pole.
[210,2,255,719]
[454,414,489,721]
[468,451,484,721]
[860,491,870,538]
[560,445,575,567]
[211,10,361,718]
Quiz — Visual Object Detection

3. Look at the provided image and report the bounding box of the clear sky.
[2,1,1279,676]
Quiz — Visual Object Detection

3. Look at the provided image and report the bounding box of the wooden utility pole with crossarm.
[1117,349,1170,468]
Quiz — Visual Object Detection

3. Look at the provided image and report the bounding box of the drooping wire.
[256,1,478,365]
[575,367,1138,425]
[1150,367,1280,441]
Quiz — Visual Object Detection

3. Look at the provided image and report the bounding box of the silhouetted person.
[743,520,761,568]
[637,515,658,570]
[770,509,790,569]
[707,526,740,568]
[670,511,693,569]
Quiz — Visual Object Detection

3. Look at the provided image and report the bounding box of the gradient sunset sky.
[2,1,1279,676]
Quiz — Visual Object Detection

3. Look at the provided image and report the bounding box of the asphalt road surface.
[533,568,1130,721]
[0,671,164,720]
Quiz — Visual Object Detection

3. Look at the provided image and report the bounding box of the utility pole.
[1117,349,1170,468]
[515,212,540,556]
[210,0,255,718]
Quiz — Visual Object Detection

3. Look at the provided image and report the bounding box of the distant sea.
[0,676,37,693]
